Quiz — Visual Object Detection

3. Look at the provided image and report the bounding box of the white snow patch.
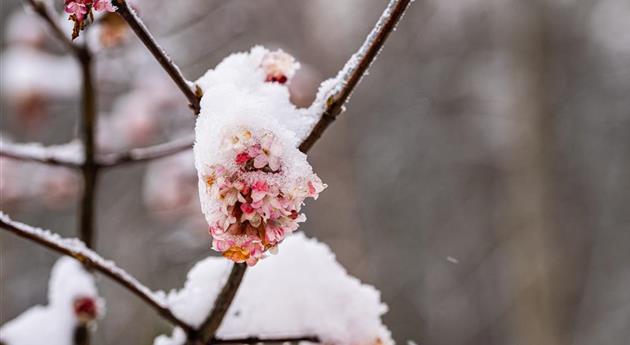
[156,233,393,345]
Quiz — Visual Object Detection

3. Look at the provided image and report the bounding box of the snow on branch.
[97,136,194,167]
[210,335,319,344]
[0,139,84,168]
[299,0,412,153]
[0,212,195,333]
[112,0,201,114]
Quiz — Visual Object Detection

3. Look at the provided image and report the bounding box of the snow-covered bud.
[261,50,299,84]
[73,296,98,324]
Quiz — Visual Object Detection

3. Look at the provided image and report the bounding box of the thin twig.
[0,213,195,333]
[25,0,80,54]
[210,336,320,344]
[299,0,412,153]
[77,46,99,248]
[97,136,194,168]
[0,141,83,168]
[112,0,201,114]
[197,263,248,343]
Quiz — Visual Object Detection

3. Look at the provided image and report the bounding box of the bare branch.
[77,46,99,248]
[112,0,201,114]
[0,212,195,333]
[210,336,320,344]
[0,140,83,168]
[97,136,194,168]
[24,0,80,54]
[197,263,248,343]
[299,0,412,153]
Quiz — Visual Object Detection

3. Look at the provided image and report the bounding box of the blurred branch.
[210,336,320,344]
[197,263,248,343]
[77,46,99,248]
[112,0,201,114]
[299,0,412,153]
[0,212,195,334]
[0,141,83,168]
[97,136,194,168]
[24,0,80,54]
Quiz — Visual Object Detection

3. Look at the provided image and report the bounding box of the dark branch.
[25,0,80,54]
[97,136,194,168]
[197,263,248,343]
[210,336,320,344]
[112,0,201,114]
[77,46,99,248]
[299,0,412,153]
[0,213,195,333]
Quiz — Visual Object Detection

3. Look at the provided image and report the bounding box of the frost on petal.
[155,233,392,345]
[0,257,104,345]
[194,48,327,265]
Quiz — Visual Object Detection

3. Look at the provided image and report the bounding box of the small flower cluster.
[73,296,99,324]
[261,50,298,84]
[203,129,325,266]
[64,0,117,39]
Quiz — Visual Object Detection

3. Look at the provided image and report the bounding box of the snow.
[0,138,84,165]
[155,233,393,345]
[0,257,103,345]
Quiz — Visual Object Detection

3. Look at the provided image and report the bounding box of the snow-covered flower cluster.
[64,0,117,39]
[0,258,104,345]
[194,46,326,265]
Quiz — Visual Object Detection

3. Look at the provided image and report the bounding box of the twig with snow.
[97,136,194,168]
[112,0,201,114]
[0,140,84,168]
[299,0,412,153]
[0,212,195,334]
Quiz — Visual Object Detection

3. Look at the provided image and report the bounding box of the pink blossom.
[73,296,98,324]
[93,0,116,12]
[64,0,90,21]
[201,130,326,265]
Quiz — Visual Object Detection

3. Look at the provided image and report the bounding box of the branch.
[299,0,412,153]
[210,336,320,344]
[25,0,80,54]
[112,0,201,114]
[0,140,83,168]
[194,0,413,340]
[97,136,194,168]
[77,46,99,248]
[0,212,195,333]
[197,263,247,343]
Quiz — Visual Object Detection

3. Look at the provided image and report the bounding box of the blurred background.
[1,0,629,344]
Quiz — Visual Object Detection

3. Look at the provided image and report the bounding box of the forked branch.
[197,0,413,341]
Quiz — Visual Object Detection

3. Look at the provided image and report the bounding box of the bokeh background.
[1,0,629,344]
